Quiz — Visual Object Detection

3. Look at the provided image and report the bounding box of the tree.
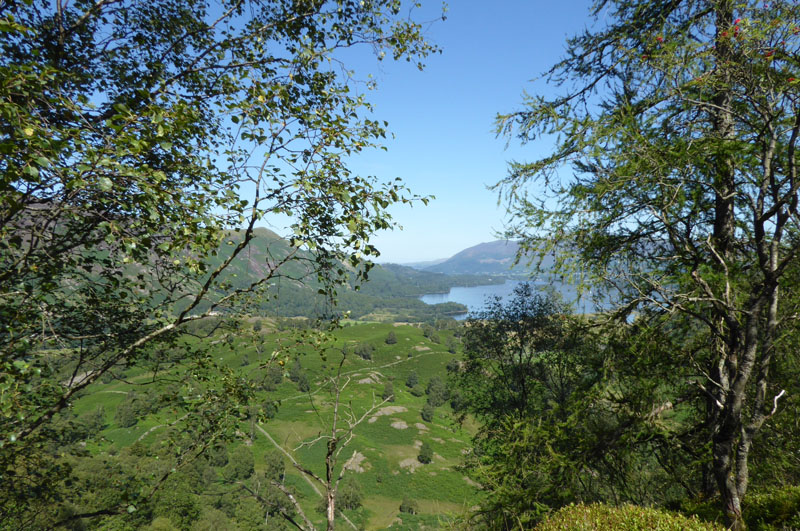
[289,359,304,384]
[425,376,448,407]
[497,1,800,527]
[399,497,419,515]
[0,0,440,526]
[291,346,391,531]
[452,285,604,528]
[354,342,374,360]
[457,284,583,425]
[297,372,311,393]
[405,371,419,389]
[417,441,433,464]
[223,446,255,483]
[383,381,395,402]
[421,403,435,423]
[385,331,398,344]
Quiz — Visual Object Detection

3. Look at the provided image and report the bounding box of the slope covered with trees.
[0,0,443,527]
[486,0,800,529]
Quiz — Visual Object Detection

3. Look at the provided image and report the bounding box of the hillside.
[209,228,503,321]
[424,240,529,276]
[68,321,478,530]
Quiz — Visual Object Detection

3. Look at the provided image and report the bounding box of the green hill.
[209,227,502,321]
[68,321,478,530]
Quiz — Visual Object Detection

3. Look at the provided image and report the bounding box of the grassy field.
[73,321,479,530]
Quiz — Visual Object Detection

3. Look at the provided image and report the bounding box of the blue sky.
[339,1,596,263]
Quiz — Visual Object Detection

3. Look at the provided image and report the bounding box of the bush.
[410,385,425,397]
[743,485,800,530]
[297,373,310,392]
[223,446,254,482]
[425,376,448,407]
[385,331,398,344]
[318,476,363,513]
[405,371,418,388]
[418,441,433,464]
[421,403,434,422]
[289,358,303,382]
[399,497,419,515]
[535,504,724,531]
[383,381,395,402]
[354,342,374,360]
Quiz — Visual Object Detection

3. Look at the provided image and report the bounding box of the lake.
[419,279,599,319]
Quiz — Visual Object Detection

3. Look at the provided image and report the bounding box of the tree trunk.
[709,2,748,529]
[326,489,336,531]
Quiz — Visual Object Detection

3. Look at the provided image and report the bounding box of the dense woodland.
[3,0,800,530]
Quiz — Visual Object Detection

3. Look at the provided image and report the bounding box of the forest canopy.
[0,0,440,526]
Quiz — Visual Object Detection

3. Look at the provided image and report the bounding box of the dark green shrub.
[385,331,398,344]
[743,485,800,530]
[223,446,254,482]
[405,371,418,388]
[354,342,374,360]
[297,373,310,392]
[418,441,433,464]
[421,403,434,422]
[399,497,419,514]
[383,381,395,402]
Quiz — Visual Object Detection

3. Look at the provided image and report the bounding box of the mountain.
[208,228,503,321]
[425,240,548,276]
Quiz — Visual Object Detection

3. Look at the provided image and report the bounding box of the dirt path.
[255,423,322,497]
[282,350,438,403]
[135,413,190,443]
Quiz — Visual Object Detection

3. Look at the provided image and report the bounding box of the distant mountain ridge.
[207,228,503,320]
[424,240,543,276]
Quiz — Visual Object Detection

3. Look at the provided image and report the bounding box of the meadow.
[71,320,478,530]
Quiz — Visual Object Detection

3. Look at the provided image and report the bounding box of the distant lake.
[419,279,599,320]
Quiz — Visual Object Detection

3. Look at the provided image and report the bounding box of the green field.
[73,321,478,530]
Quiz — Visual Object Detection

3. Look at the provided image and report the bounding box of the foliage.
[405,371,419,388]
[296,373,311,393]
[289,359,304,383]
[0,0,441,524]
[153,475,201,530]
[399,497,419,515]
[115,391,159,428]
[336,475,364,511]
[496,1,800,526]
[223,446,255,483]
[354,342,375,361]
[383,381,395,402]
[685,485,800,531]
[421,403,435,422]
[385,331,398,345]
[425,376,449,407]
[456,284,587,425]
[446,336,458,354]
[535,504,724,531]
[453,284,687,527]
[418,441,433,464]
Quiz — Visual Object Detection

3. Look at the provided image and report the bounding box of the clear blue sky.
[338,0,597,264]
